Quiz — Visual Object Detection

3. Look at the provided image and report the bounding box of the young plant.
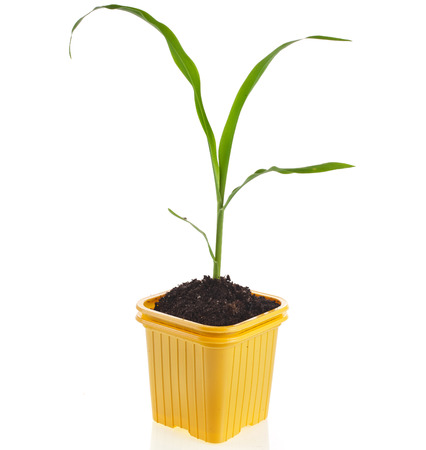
[70,5,353,279]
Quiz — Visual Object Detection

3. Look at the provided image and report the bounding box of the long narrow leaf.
[218,35,350,198]
[168,208,215,261]
[69,5,220,198]
[224,162,354,208]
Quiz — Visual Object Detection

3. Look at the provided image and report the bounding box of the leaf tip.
[68,35,73,59]
[307,35,352,42]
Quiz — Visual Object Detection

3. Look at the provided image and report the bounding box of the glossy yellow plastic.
[136,290,288,443]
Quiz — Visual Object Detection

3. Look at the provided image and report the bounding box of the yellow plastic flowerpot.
[136,290,288,443]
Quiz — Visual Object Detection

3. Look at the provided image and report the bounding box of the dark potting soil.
[154,275,280,326]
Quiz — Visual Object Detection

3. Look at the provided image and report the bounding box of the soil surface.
[154,275,280,326]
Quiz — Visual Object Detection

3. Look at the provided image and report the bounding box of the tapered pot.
[136,290,288,443]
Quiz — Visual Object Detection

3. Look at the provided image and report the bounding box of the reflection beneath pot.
[150,420,270,449]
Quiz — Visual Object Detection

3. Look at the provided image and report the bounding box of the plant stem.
[213,204,224,278]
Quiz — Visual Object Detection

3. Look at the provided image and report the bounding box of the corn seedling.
[70,5,353,278]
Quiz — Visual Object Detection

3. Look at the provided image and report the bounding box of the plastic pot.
[136,290,288,443]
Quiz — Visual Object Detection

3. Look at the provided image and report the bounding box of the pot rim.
[136,290,288,339]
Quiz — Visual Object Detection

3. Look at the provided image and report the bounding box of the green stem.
[213,205,224,278]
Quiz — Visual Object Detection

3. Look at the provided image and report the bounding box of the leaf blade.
[69,5,220,198]
[218,35,351,198]
[224,162,354,208]
[168,208,215,261]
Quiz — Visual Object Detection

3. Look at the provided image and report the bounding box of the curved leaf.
[69,4,220,199]
[168,208,215,261]
[224,162,354,208]
[218,35,351,198]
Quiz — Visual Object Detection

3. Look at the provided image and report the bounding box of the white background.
[1,0,425,449]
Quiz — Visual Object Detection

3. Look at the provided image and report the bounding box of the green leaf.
[168,208,215,261]
[224,162,354,208]
[218,35,351,198]
[69,4,220,199]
